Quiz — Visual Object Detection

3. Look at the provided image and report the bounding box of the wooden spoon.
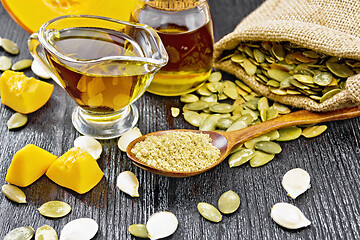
[127,106,360,177]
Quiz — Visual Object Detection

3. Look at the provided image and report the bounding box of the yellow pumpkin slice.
[0,70,54,114]
[46,147,104,194]
[5,144,57,187]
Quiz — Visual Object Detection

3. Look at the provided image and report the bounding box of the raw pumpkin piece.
[0,70,54,114]
[46,147,104,194]
[5,144,57,187]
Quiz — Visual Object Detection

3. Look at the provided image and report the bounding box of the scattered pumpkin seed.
[197,202,222,223]
[226,119,248,132]
[60,218,98,240]
[35,225,58,240]
[1,38,19,55]
[200,94,217,103]
[242,59,257,76]
[11,59,32,71]
[277,126,302,141]
[171,107,180,117]
[271,202,311,229]
[313,72,332,86]
[209,103,234,113]
[199,114,222,131]
[146,212,178,239]
[1,184,26,203]
[128,224,148,238]
[117,127,142,152]
[196,85,212,96]
[31,59,51,79]
[183,111,203,127]
[223,87,239,99]
[180,94,199,103]
[254,141,282,154]
[282,168,311,199]
[218,190,240,214]
[217,117,234,130]
[7,112,28,129]
[4,226,34,240]
[116,171,140,197]
[0,55,12,71]
[74,135,102,159]
[302,125,327,138]
[244,135,271,149]
[38,200,71,218]
[320,88,342,103]
[228,148,255,167]
[209,71,222,82]
[249,150,275,167]
[272,102,291,114]
[326,62,353,78]
[184,100,209,111]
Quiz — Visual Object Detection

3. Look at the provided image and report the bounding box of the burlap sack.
[213,0,360,111]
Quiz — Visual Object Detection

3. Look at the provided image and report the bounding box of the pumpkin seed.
[231,54,246,63]
[60,218,98,240]
[326,62,353,78]
[217,118,234,130]
[242,59,257,76]
[313,72,332,86]
[271,203,311,229]
[38,201,71,218]
[180,94,199,103]
[272,102,291,114]
[218,190,240,214]
[31,59,51,79]
[117,127,142,152]
[320,88,341,103]
[196,85,212,96]
[128,224,148,238]
[74,135,102,159]
[266,79,280,87]
[0,56,12,71]
[277,126,302,141]
[271,44,286,61]
[293,74,314,84]
[200,94,217,103]
[1,38,19,55]
[249,150,275,167]
[263,130,280,140]
[197,202,222,222]
[226,120,248,132]
[209,103,234,113]
[245,97,260,110]
[266,107,279,120]
[183,111,203,127]
[302,125,327,138]
[7,112,28,129]
[1,184,26,203]
[228,148,255,167]
[117,171,139,197]
[223,87,239,100]
[199,114,222,131]
[244,135,271,149]
[282,168,311,199]
[11,59,33,71]
[269,86,287,95]
[35,225,58,240]
[4,226,34,240]
[255,141,282,154]
[171,107,180,117]
[209,71,222,82]
[146,212,178,239]
[268,69,291,81]
[184,100,209,111]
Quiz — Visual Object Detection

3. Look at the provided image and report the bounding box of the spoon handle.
[224,106,360,150]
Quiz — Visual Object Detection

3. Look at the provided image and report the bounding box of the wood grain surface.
[1,0,360,239]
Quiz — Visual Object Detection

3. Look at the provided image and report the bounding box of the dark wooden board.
[1,0,360,239]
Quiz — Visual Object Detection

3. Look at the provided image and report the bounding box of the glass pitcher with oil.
[28,15,168,139]
[131,0,214,96]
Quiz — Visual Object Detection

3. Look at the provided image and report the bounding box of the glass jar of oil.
[131,0,214,96]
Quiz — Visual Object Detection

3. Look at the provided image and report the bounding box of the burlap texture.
[213,0,360,111]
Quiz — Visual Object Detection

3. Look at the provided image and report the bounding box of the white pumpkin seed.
[0,56,12,71]
[38,201,71,218]
[116,171,139,197]
[218,191,241,214]
[197,202,222,223]
[282,168,311,199]
[31,59,51,79]
[171,107,180,117]
[117,127,142,152]
[4,226,34,240]
[35,225,58,240]
[128,224,148,238]
[7,112,28,129]
[1,38,19,55]
[146,211,178,239]
[271,202,311,229]
[60,218,98,240]
[74,136,102,159]
[1,184,26,203]
[11,59,32,71]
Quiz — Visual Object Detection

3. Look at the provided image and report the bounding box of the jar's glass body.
[132,0,214,96]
